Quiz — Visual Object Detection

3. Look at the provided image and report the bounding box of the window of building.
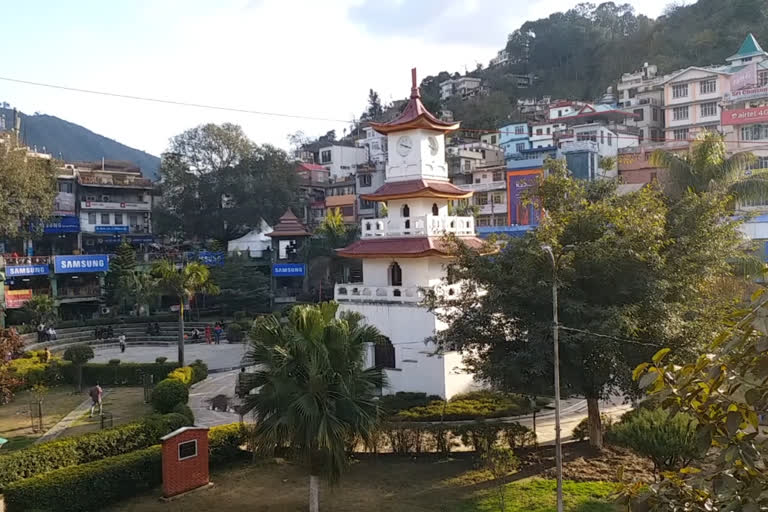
[492,192,505,204]
[700,79,716,94]
[464,160,471,171]
[672,83,688,98]
[759,70,768,87]
[359,174,372,187]
[101,213,110,224]
[474,177,481,183]
[673,128,689,141]
[114,214,123,225]
[741,124,768,140]
[652,108,659,121]
[673,106,689,121]
[491,135,497,144]
[514,125,526,135]
[600,131,605,144]
[576,131,597,142]
[88,213,96,225]
[341,206,354,217]
[700,102,717,118]
[633,108,644,121]
[431,203,439,216]
[401,204,410,218]
[748,156,768,170]
[476,217,490,227]
[58,182,73,193]
[546,127,551,135]
[475,193,488,206]
[536,128,543,135]
[516,142,526,152]
[494,215,507,226]
[360,199,375,209]
[129,214,138,226]
[493,171,503,181]
[608,133,613,146]
[320,150,331,163]
[557,110,562,117]
[388,262,402,287]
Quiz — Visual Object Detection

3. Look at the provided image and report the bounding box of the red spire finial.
[410,67,420,99]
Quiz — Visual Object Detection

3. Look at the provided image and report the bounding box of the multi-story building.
[617,63,666,143]
[324,177,357,224]
[316,143,368,180]
[335,72,482,398]
[356,125,388,165]
[529,120,566,149]
[446,142,504,182]
[498,122,530,163]
[480,131,500,146]
[356,163,386,220]
[295,162,329,227]
[439,76,483,101]
[489,49,509,68]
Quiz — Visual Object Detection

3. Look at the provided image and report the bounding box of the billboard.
[54,254,110,274]
[273,263,306,276]
[43,216,80,234]
[721,106,768,126]
[506,169,542,226]
[6,265,49,277]
[5,289,33,309]
[95,225,130,233]
[53,192,76,215]
[731,62,757,92]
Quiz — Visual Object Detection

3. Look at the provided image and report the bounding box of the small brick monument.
[161,426,212,499]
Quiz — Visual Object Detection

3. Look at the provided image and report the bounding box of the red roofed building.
[335,69,484,399]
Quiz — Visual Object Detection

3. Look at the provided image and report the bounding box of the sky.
[1,0,673,159]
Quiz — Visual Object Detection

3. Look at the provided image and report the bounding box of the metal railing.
[361,215,475,238]
[334,283,461,304]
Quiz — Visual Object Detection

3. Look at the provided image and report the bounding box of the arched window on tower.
[388,262,403,288]
[401,204,410,231]
[431,203,439,216]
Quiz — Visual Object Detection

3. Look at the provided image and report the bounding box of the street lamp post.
[542,245,563,512]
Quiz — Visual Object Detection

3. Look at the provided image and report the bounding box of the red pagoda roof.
[337,236,486,259]
[266,209,310,238]
[360,179,472,201]
[369,68,461,135]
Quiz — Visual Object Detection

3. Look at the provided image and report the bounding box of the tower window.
[389,262,403,287]
[431,203,439,216]
[401,204,410,217]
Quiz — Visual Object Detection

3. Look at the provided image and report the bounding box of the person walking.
[89,383,103,418]
[205,324,212,345]
[118,333,126,353]
[36,322,45,343]
[214,324,222,344]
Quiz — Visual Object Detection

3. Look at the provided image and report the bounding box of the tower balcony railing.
[334,283,461,304]
[361,215,475,238]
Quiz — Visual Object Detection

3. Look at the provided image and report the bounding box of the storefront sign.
[43,215,80,234]
[5,289,33,309]
[272,263,306,276]
[6,265,49,277]
[54,254,110,274]
[82,201,150,210]
[95,225,130,233]
[197,251,225,266]
[725,85,768,102]
[721,106,768,126]
[731,62,757,92]
[507,169,542,226]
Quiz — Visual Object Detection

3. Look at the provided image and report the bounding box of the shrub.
[155,356,168,364]
[226,323,244,342]
[108,359,121,365]
[457,422,504,456]
[608,407,700,473]
[379,392,442,415]
[0,414,184,491]
[3,445,163,512]
[62,344,94,365]
[167,366,194,386]
[190,359,208,384]
[233,310,248,321]
[151,378,189,413]
[394,391,530,422]
[61,362,179,386]
[208,423,249,464]
[572,414,614,442]
[172,403,195,424]
[502,422,537,449]
[8,353,63,387]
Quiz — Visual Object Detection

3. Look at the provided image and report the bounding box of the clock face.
[396,136,413,157]
[428,136,439,156]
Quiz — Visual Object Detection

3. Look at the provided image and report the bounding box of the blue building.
[498,122,530,163]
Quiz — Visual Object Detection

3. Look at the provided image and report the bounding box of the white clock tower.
[334,69,484,399]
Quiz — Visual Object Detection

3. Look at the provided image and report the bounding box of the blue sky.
[1,0,672,159]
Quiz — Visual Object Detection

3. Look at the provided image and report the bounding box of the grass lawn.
[0,386,84,452]
[58,387,152,438]
[109,455,621,512]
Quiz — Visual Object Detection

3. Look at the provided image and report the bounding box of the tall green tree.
[20,295,56,326]
[241,302,386,512]
[306,208,360,290]
[0,328,24,403]
[104,242,137,313]
[427,159,751,449]
[151,260,219,366]
[208,254,270,314]
[0,136,57,238]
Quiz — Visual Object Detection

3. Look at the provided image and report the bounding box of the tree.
[0,328,24,403]
[629,294,768,510]
[306,208,360,291]
[651,131,765,203]
[151,261,219,366]
[63,344,94,393]
[427,159,751,450]
[362,89,384,121]
[0,136,57,238]
[208,254,270,314]
[241,302,386,512]
[125,270,159,317]
[104,242,137,313]
[21,295,56,326]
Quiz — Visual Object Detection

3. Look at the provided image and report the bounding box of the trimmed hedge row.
[0,413,188,492]
[3,423,250,512]
[61,361,180,386]
[392,391,536,422]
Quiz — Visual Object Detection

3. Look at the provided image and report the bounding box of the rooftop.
[266,210,310,238]
[727,33,767,62]
[337,236,486,259]
[360,179,472,201]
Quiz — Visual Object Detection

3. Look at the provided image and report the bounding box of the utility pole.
[542,245,563,512]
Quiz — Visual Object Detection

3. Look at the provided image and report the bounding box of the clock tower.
[334,69,484,399]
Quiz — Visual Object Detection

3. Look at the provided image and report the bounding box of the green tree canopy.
[104,242,137,313]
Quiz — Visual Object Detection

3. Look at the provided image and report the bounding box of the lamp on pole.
[542,244,563,512]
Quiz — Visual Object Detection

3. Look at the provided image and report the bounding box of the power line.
[559,325,664,347]
[0,75,352,124]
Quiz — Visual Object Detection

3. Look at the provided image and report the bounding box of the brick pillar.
[161,427,210,498]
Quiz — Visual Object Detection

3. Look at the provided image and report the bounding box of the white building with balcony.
[439,76,483,101]
[335,70,485,398]
[317,143,368,180]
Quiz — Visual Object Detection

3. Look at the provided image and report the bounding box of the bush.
[3,445,163,512]
[608,407,700,473]
[379,392,442,415]
[172,403,195,424]
[572,414,614,442]
[502,422,537,449]
[233,310,248,321]
[61,362,179,386]
[394,391,531,422]
[155,356,168,364]
[208,423,249,464]
[457,422,504,456]
[108,359,121,365]
[8,353,64,387]
[226,323,244,342]
[151,378,189,413]
[0,413,184,491]
[63,344,94,365]
[167,366,194,386]
[190,359,208,384]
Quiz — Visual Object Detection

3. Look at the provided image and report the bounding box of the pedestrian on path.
[205,324,212,344]
[88,383,103,418]
[119,333,126,353]
[214,324,222,344]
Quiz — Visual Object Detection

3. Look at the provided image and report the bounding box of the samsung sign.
[6,265,49,277]
[54,255,110,274]
[272,263,306,276]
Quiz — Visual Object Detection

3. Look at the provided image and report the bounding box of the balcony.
[560,140,599,153]
[57,285,101,299]
[80,200,151,211]
[462,182,506,193]
[334,283,460,304]
[1,256,51,266]
[361,215,475,238]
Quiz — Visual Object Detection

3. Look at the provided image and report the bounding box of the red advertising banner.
[721,107,768,126]
[5,289,33,309]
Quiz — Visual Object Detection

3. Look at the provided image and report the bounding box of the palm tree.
[125,270,159,317]
[651,131,764,203]
[151,260,219,366]
[241,302,387,512]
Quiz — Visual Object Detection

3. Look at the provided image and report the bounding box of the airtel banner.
[721,107,768,126]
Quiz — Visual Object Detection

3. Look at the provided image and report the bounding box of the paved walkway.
[189,369,243,427]
[34,391,110,444]
[91,343,247,371]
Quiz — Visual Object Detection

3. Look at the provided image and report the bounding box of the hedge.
[151,378,189,413]
[61,361,179,386]
[0,413,187,492]
[392,391,533,422]
[4,423,250,512]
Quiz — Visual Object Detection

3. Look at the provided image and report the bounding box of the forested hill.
[417,0,768,126]
[0,108,160,179]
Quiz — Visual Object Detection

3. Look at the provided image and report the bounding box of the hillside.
[416,0,768,129]
[0,108,160,179]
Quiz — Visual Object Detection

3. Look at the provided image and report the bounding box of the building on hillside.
[446,142,504,182]
[356,163,386,219]
[489,49,509,67]
[480,131,500,145]
[335,70,484,398]
[529,120,566,149]
[617,141,689,185]
[617,63,666,143]
[324,177,357,224]
[356,126,388,164]
[316,143,368,180]
[296,162,329,227]
[548,101,581,121]
[498,122,530,163]
[439,76,483,101]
